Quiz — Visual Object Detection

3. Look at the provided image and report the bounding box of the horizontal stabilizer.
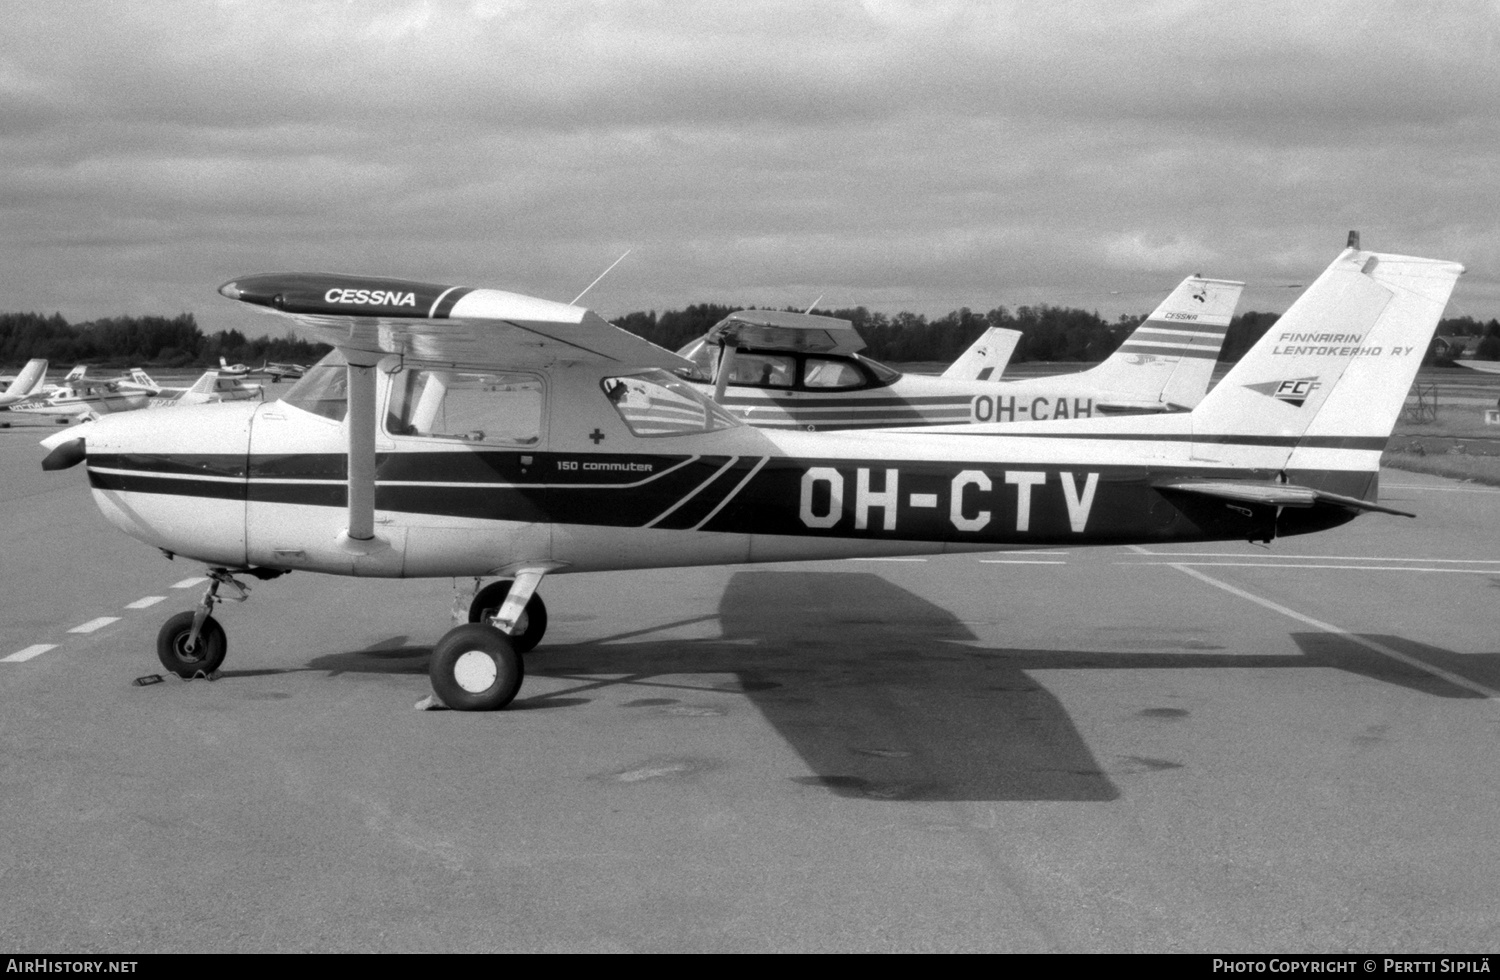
[1456,360,1500,375]
[1155,479,1415,517]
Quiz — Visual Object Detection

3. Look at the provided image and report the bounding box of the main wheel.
[429,624,524,711]
[467,580,548,654]
[156,611,227,678]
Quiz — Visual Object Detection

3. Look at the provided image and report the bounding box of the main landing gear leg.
[430,567,552,711]
[156,568,250,678]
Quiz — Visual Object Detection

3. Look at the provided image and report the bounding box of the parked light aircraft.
[673,275,1243,430]
[39,243,1461,711]
[12,366,148,419]
[0,359,48,408]
[217,357,252,378]
[259,361,308,382]
[120,369,264,406]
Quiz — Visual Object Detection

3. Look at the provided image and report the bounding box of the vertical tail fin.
[3,359,47,397]
[1188,246,1463,484]
[941,327,1021,380]
[130,368,159,391]
[1082,276,1243,410]
[188,371,219,395]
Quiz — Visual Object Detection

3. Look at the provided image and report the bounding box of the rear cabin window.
[601,371,739,437]
[385,368,543,445]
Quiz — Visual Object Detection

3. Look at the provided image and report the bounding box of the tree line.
[0,312,330,369]
[2,305,1496,370]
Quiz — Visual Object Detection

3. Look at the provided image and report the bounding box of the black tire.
[467,580,548,654]
[429,624,524,711]
[156,611,227,678]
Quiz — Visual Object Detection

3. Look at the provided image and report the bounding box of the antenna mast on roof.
[571,250,632,306]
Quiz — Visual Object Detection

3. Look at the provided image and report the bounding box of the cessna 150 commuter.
[40,241,1461,711]
[675,274,1243,430]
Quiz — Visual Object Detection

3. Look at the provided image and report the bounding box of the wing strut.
[340,353,382,547]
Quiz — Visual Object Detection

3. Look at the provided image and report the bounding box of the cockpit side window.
[282,350,349,422]
[600,370,739,437]
[385,368,542,445]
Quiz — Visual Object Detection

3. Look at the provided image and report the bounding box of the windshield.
[601,370,739,437]
[281,349,348,421]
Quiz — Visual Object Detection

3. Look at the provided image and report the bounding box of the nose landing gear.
[154,568,267,678]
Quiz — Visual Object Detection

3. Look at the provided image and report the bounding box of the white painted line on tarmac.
[3,644,56,663]
[1127,549,1500,565]
[125,596,167,609]
[69,616,120,634]
[171,577,208,589]
[1121,561,1498,575]
[848,557,928,562]
[1169,563,1500,700]
[978,559,1067,565]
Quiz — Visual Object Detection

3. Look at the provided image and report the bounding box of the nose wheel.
[157,611,227,677]
[155,568,251,678]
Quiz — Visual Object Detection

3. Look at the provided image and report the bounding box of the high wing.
[697,309,867,356]
[220,273,690,371]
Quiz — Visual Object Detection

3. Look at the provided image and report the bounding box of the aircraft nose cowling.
[83,400,257,567]
[41,437,86,470]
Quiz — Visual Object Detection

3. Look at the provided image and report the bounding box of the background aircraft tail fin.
[130,368,159,391]
[1080,276,1242,410]
[1188,246,1463,478]
[941,327,1021,380]
[189,371,218,395]
[4,359,48,396]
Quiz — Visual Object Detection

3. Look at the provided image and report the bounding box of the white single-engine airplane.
[673,274,1243,430]
[12,366,149,420]
[120,368,265,406]
[40,242,1461,711]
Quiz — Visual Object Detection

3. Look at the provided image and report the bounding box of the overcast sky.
[2,0,1496,341]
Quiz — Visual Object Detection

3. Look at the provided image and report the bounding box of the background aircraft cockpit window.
[282,350,349,421]
[676,339,715,382]
[600,370,739,437]
[802,357,866,389]
[385,368,542,444]
[729,353,794,388]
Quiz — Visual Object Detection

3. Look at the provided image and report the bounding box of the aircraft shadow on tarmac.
[234,570,1500,804]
